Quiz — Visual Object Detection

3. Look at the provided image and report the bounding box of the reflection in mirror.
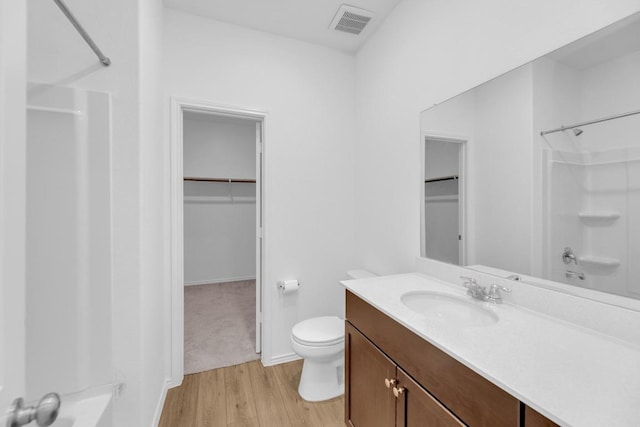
[423,137,464,265]
[420,12,640,300]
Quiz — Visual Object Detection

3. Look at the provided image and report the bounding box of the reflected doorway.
[422,136,466,265]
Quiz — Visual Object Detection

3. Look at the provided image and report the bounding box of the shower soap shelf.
[578,211,620,220]
[578,256,620,268]
[578,211,620,226]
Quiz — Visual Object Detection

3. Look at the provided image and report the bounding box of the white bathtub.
[26,82,114,427]
[53,389,112,427]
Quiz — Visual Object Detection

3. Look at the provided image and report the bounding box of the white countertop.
[342,273,640,427]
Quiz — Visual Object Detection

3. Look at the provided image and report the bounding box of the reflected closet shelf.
[184,177,256,183]
[425,195,458,202]
[184,196,256,203]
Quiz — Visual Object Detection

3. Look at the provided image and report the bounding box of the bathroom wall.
[183,114,257,285]
[580,49,640,298]
[28,0,167,426]
[163,8,357,364]
[355,0,640,276]
[421,65,534,274]
[536,48,640,298]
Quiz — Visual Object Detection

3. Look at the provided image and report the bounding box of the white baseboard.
[184,275,256,286]
[152,379,173,427]
[262,352,301,367]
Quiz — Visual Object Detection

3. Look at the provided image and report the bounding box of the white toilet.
[290,269,376,402]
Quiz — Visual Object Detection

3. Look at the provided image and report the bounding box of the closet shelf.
[578,211,620,220]
[184,177,256,183]
[425,195,458,203]
[184,196,256,203]
[578,256,620,268]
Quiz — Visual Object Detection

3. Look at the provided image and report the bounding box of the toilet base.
[297,356,344,402]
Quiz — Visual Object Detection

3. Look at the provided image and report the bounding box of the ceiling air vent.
[330,5,375,35]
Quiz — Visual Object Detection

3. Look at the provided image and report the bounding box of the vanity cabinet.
[345,291,521,426]
[345,322,463,427]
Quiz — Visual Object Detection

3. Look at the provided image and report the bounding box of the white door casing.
[0,0,27,421]
[255,122,263,354]
[169,97,266,386]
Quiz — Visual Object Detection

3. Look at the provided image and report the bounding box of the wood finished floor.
[159,360,344,427]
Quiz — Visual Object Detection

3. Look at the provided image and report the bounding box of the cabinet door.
[524,406,560,427]
[345,322,396,427]
[396,368,465,427]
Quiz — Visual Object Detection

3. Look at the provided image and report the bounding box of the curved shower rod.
[540,108,640,136]
[52,0,111,66]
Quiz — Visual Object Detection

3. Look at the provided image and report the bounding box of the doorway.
[170,98,265,382]
[421,135,466,265]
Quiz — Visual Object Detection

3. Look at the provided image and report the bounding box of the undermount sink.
[401,291,499,327]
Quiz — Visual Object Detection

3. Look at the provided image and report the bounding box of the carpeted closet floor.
[184,280,260,374]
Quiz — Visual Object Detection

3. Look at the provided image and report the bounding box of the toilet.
[290,269,376,402]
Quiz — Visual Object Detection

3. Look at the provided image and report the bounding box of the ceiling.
[548,13,640,70]
[163,0,404,53]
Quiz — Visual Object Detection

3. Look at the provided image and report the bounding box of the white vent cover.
[330,5,375,35]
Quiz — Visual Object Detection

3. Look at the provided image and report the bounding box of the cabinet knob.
[393,386,405,398]
[384,378,397,388]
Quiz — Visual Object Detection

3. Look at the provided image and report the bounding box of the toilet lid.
[292,316,344,346]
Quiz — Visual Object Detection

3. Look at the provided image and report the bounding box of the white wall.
[472,66,533,273]
[138,0,167,424]
[183,114,257,284]
[537,47,640,298]
[28,0,167,426]
[355,0,640,276]
[163,9,357,364]
[421,65,534,275]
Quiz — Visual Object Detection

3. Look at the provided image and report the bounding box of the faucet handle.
[487,284,511,303]
[490,284,511,293]
[460,276,477,288]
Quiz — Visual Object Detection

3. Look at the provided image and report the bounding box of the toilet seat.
[291,316,344,347]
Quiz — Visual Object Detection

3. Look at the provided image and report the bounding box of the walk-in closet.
[182,111,260,374]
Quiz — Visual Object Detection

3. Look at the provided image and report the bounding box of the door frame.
[169,97,266,386]
[421,133,468,265]
[0,0,27,418]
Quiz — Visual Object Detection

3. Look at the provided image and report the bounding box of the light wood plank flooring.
[159,360,344,427]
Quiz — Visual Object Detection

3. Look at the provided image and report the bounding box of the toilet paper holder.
[279,279,300,294]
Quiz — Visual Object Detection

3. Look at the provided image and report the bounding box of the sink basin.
[401,291,498,327]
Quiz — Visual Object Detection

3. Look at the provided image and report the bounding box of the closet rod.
[184,177,256,183]
[424,175,458,183]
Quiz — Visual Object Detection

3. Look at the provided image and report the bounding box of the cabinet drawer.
[346,291,520,427]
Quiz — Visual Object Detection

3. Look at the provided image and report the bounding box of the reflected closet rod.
[540,108,640,136]
[53,0,111,66]
[184,177,256,183]
[425,175,458,183]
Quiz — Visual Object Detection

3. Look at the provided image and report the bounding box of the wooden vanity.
[345,291,558,427]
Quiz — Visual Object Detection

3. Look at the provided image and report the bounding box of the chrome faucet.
[562,247,578,264]
[460,276,511,304]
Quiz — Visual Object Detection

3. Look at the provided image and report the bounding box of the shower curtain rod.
[540,108,640,136]
[53,0,111,66]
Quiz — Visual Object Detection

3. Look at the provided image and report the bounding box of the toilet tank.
[346,269,376,280]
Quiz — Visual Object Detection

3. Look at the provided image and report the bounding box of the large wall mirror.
[420,12,640,302]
